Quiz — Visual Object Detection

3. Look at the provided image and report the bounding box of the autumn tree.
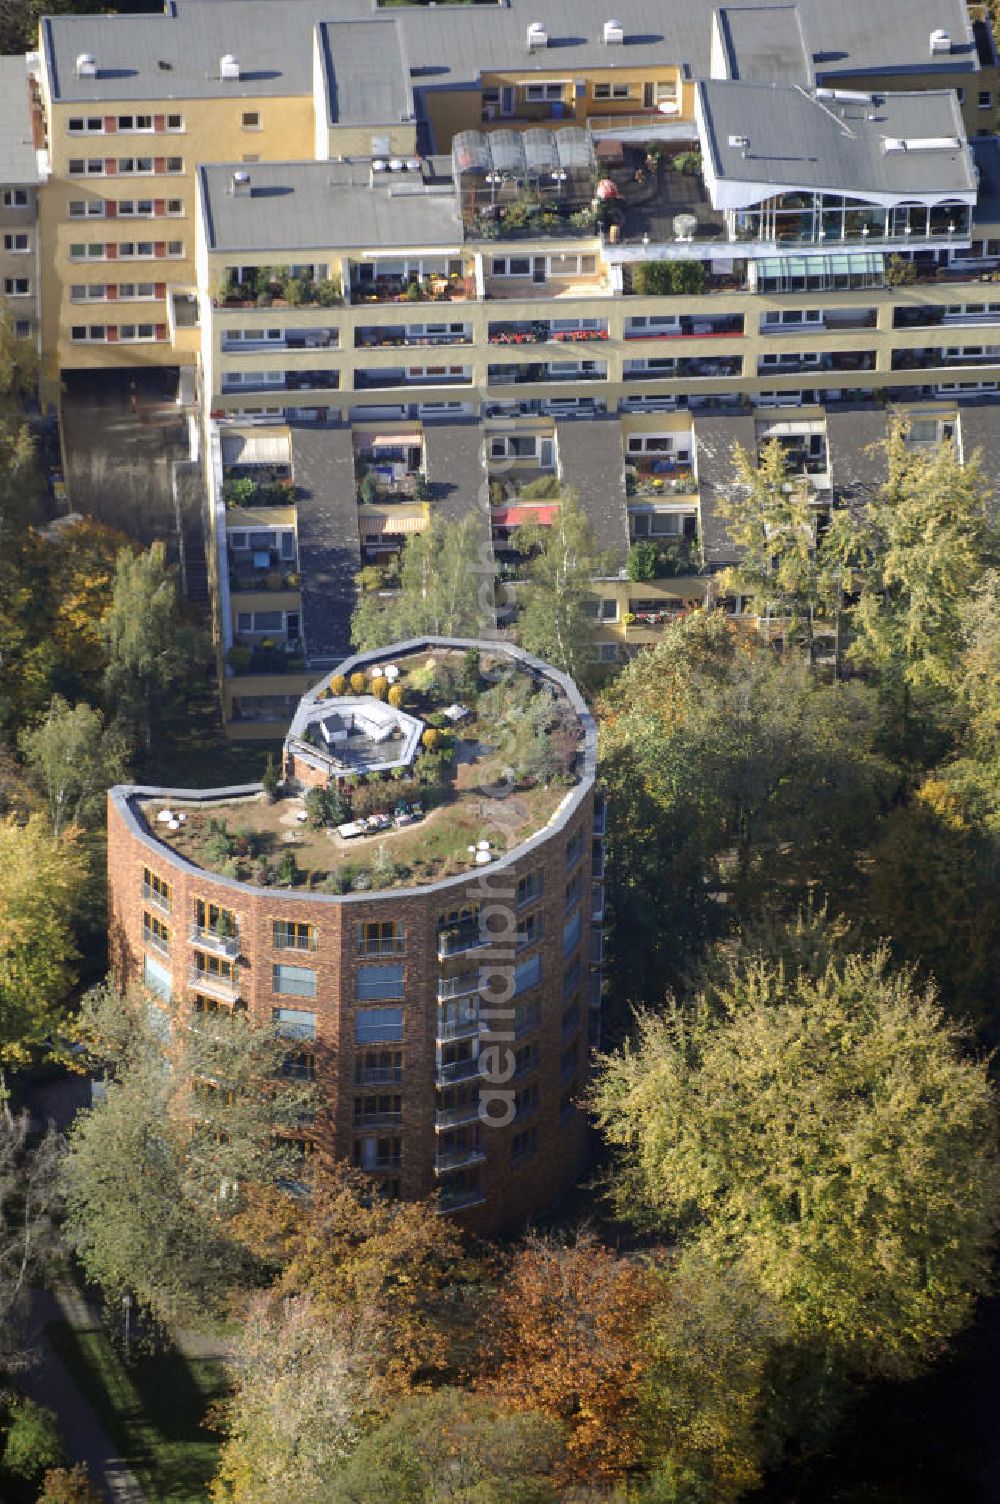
[512,490,604,686]
[332,1389,564,1504]
[0,814,88,1080]
[0,1114,63,1376]
[36,1464,104,1504]
[62,984,316,1327]
[210,1293,370,1504]
[591,942,1000,1382]
[19,697,129,837]
[479,1234,664,1481]
[351,514,488,651]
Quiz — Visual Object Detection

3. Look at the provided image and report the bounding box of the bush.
[388,684,406,709]
[204,818,235,864]
[886,253,918,287]
[2,1398,64,1481]
[276,850,299,886]
[226,644,252,673]
[284,276,307,305]
[261,755,279,802]
[223,476,256,508]
[370,676,389,701]
[314,277,341,306]
[422,728,443,750]
[633,260,705,297]
[330,674,347,696]
[304,786,330,828]
[519,474,561,500]
[672,150,703,176]
[627,541,658,581]
[37,1465,103,1504]
[349,672,368,695]
[360,470,379,506]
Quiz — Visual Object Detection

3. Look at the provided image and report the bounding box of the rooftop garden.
[141,649,583,892]
[217,266,341,308]
[223,475,296,510]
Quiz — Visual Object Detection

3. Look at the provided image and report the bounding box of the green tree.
[62,984,316,1327]
[848,421,997,704]
[0,814,89,1075]
[101,542,202,752]
[716,440,856,664]
[513,491,603,686]
[0,1114,62,1375]
[591,942,1000,1381]
[1,1397,63,1481]
[333,1389,564,1504]
[956,567,1000,755]
[351,515,487,651]
[19,697,129,837]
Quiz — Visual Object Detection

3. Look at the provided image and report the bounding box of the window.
[565,869,584,909]
[167,198,183,215]
[284,1047,316,1080]
[354,1093,402,1124]
[143,953,172,1001]
[143,867,171,911]
[273,1006,317,1040]
[194,899,237,939]
[516,869,543,907]
[272,962,317,998]
[957,88,966,104]
[13,320,29,339]
[511,1126,539,1161]
[194,951,235,982]
[272,919,316,951]
[2,190,28,207]
[166,113,184,131]
[353,1134,401,1170]
[514,954,541,995]
[979,90,993,109]
[355,1049,403,1084]
[2,233,28,252]
[3,278,29,296]
[356,964,404,1001]
[355,1007,404,1044]
[594,81,632,99]
[236,610,283,633]
[68,158,105,176]
[68,116,104,133]
[70,324,106,342]
[491,256,532,278]
[241,111,261,129]
[142,910,170,955]
[356,921,403,957]
[566,829,585,869]
[524,82,563,102]
[563,907,582,958]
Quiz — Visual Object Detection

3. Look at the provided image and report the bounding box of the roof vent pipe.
[219,52,241,80]
[527,21,548,50]
[230,170,251,196]
[929,28,951,54]
[603,18,625,44]
[75,52,96,77]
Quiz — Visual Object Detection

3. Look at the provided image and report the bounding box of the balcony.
[592,797,607,837]
[893,305,1000,329]
[189,924,240,959]
[221,370,340,395]
[590,929,604,968]
[437,1012,482,1044]
[355,936,405,958]
[354,1110,402,1129]
[355,1064,403,1086]
[350,271,474,306]
[141,925,169,958]
[624,314,744,339]
[591,880,605,924]
[434,1146,487,1174]
[438,923,491,959]
[436,1056,481,1085]
[435,1101,480,1130]
[436,1185,486,1214]
[221,328,339,352]
[757,352,876,377]
[487,361,607,386]
[891,346,1000,371]
[189,968,240,1003]
[354,368,472,391]
[624,357,743,381]
[355,324,472,349]
[437,972,482,1002]
[626,464,697,498]
[488,320,609,346]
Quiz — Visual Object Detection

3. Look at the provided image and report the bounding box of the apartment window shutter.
[104,157,116,174]
[155,323,167,340]
[106,326,118,341]
[103,115,116,133]
[104,200,116,217]
[105,243,117,259]
[154,241,166,256]
[153,113,166,131]
[154,156,166,173]
[153,198,166,216]
[106,284,117,299]
[154,281,166,297]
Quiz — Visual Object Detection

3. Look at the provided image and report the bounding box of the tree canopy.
[351,514,489,650]
[511,490,604,685]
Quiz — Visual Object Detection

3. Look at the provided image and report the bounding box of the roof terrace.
[129,641,592,895]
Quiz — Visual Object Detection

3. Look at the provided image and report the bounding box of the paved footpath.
[23,1284,147,1504]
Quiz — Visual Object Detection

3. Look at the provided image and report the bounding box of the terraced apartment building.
[7,0,1000,731]
[107,638,603,1230]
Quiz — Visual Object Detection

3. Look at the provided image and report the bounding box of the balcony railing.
[487,363,607,386]
[436,1056,480,1085]
[355,1065,403,1086]
[189,968,240,1002]
[434,1147,486,1174]
[437,924,491,959]
[437,972,482,1002]
[353,1111,403,1129]
[592,798,607,837]
[435,1101,480,1130]
[436,1185,486,1214]
[355,936,405,958]
[189,924,240,958]
[437,1013,482,1044]
[142,926,169,958]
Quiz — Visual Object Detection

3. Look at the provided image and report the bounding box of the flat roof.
[700,83,976,203]
[199,159,463,254]
[716,4,814,86]
[41,0,982,107]
[0,57,40,185]
[318,16,410,128]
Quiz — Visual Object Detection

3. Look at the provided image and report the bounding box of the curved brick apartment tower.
[107,638,603,1233]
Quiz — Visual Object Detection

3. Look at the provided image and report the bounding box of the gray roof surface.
[826,407,888,509]
[716,5,813,86]
[199,160,462,253]
[289,423,361,663]
[701,83,976,200]
[0,57,40,185]
[972,139,1000,229]
[691,412,757,563]
[422,419,495,623]
[555,418,630,569]
[318,17,410,127]
[959,404,1000,521]
[41,0,982,106]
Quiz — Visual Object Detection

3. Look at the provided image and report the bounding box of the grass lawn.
[46,1321,227,1504]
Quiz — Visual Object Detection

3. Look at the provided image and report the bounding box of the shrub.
[349,672,368,694]
[519,474,560,500]
[633,260,705,297]
[672,150,703,176]
[284,276,307,305]
[388,684,406,709]
[204,819,234,864]
[304,786,329,828]
[422,728,443,750]
[276,850,299,886]
[330,674,348,696]
[223,476,256,508]
[226,644,252,673]
[37,1465,103,1504]
[314,277,341,306]
[886,253,918,287]
[627,541,658,581]
[261,755,279,802]
[360,470,379,506]
[2,1398,64,1481]
[370,676,389,701]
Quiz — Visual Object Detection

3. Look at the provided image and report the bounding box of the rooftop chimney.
[75,52,96,78]
[526,21,548,50]
[230,170,251,196]
[603,19,625,45]
[219,52,241,80]
[929,28,951,54]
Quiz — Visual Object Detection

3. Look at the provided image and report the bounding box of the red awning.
[492,505,558,526]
